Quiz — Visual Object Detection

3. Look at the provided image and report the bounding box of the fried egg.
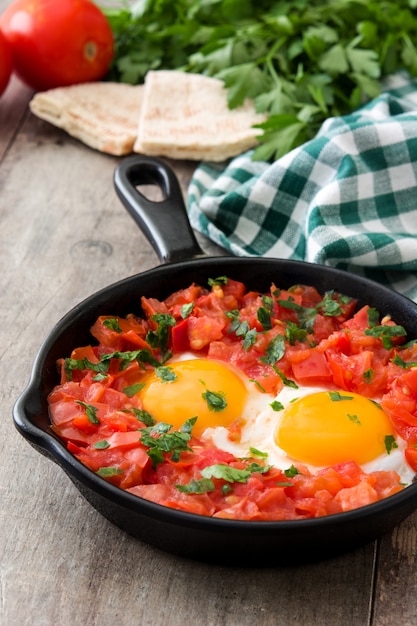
[138,353,272,437]
[139,354,415,485]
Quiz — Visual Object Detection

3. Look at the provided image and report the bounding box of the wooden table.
[1,7,417,626]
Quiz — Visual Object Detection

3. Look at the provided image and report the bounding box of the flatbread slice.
[133,70,267,161]
[29,82,144,156]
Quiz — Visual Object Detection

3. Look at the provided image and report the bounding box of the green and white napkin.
[188,74,417,303]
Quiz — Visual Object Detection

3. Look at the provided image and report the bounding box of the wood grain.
[1,1,417,623]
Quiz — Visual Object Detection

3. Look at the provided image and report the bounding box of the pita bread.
[133,70,267,161]
[29,82,144,155]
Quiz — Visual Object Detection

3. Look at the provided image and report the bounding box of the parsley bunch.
[103,0,417,159]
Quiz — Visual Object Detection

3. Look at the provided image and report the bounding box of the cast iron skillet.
[13,155,417,566]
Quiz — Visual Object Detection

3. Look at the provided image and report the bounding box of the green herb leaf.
[363,368,374,383]
[176,478,215,494]
[249,447,268,458]
[385,435,399,454]
[270,400,284,411]
[201,462,269,484]
[202,390,227,412]
[242,328,258,351]
[284,465,301,478]
[180,302,194,319]
[96,467,123,478]
[103,318,122,333]
[249,378,267,392]
[123,382,145,397]
[146,313,176,358]
[155,366,177,382]
[260,334,285,364]
[392,354,417,369]
[273,368,298,389]
[139,418,196,467]
[347,413,361,426]
[130,408,157,426]
[367,307,380,328]
[257,306,272,330]
[76,400,100,424]
[328,391,354,402]
[104,0,417,160]
[364,324,407,349]
[64,356,109,381]
[94,440,110,449]
[208,276,228,286]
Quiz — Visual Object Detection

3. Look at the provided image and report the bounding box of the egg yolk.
[275,391,394,466]
[139,359,247,436]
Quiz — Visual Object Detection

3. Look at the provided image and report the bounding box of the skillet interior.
[13,255,417,565]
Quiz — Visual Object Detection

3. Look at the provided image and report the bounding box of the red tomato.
[0,0,114,91]
[0,28,13,95]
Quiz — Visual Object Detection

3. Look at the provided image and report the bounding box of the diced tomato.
[141,296,169,326]
[90,315,150,350]
[343,305,371,331]
[404,447,417,474]
[171,317,191,352]
[188,315,225,350]
[289,349,333,384]
[335,480,378,512]
[164,283,205,310]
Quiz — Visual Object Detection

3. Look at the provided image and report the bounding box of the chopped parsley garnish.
[202,389,227,412]
[130,408,157,426]
[385,435,399,454]
[329,391,354,402]
[270,400,285,411]
[364,324,407,349]
[242,328,258,351]
[261,295,274,311]
[260,334,285,364]
[249,447,268,458]
[139,417,197,467]
[257,306,272,330]
[101,348,161,370]
[176,478,215,494]
[318,291,345,317]
[285,322,308,345]
[201,462,270,484]
[155,365,177,382]
[392,354,417,369]
[273,368,298,389]
[367,307,380,328]
[64,356,109,381]
[226,310,257,350]
[208,276,228,286]
[92,372,108,382]
[146,313,176,358]
[94,440,110,449]
[284,465,301,478]
[103,318,122,333]
[347,413,361,426]
[249,379,267,392]
[96,467,123,477]
[123,382,145,397]
[363,368,374,383]
[76,400,100,424]
[180,302,194,319]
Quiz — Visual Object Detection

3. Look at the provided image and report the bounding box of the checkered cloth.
[187,74,417,303]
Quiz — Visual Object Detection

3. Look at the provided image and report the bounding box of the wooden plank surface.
[1,2,417,624]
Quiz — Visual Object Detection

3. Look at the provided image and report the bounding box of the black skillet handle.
[114,155,206,264]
